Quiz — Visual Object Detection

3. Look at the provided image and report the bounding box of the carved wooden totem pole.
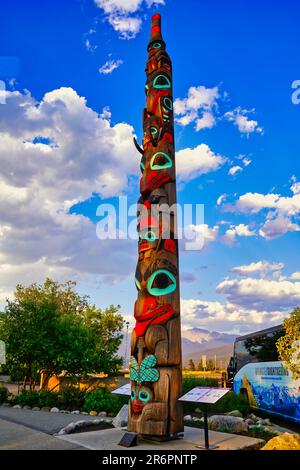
[128,13,183,439]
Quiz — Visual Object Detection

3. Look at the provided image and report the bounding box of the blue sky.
[0,0,300,334]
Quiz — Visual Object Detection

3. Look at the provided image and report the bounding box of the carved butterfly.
[129,355,159,384]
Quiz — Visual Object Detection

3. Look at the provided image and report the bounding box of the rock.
[245,419,254,426]
[92,419,101,425]
[249,413,258,422]
[64,423,76,434]
[184,415,192,421]
[112,404,128,428]
[0,403,11,408]
[81,411,88,415]
[50,407,60,413]
[208,415,248,434]
[71,410,80,414]
[32,407,40,411]
[98,411,107,417]
[13,405,22,409]
[89,410,98,416]
[192,417,202,423]
[261,433,300,450]
[41,406,50,412]
[195,408,203,415]
[104,418,113,423]
[262,418,271,426]
[23,405,31,410]
[227,410,243,418]
[263,426,280,436]
[60,410,70,414]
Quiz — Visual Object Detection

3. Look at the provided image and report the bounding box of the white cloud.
[217,194,226,206]
[225,107,263,136]
[174,85,219,131]
[223,187,300,239]
[216,277,300,312]
[176,143,226,180]
[290,272,300,281]
[99,59,123,74]
[228,165,243,176]
[0,87,139,298]
[94,0,164,39]
[222,224,255,245]
[231,260,284,277]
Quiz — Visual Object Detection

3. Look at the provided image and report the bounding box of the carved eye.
[131,390,136,400]
[150,151,172,170]
[153,74,170,89]
[153,42,161,49]
[145,230,156,242]
[163,97,173,110]
[145,84,149,95]
[135,278,141,291]
[138,389,151,402]
[150,126,158,136]
[140,156,146,173]
[147,269,176,296]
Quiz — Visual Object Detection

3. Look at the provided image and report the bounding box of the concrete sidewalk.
[58,426,265,450]
[0,418,85,450]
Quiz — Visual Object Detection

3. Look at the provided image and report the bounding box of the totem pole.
[128,13,183,439]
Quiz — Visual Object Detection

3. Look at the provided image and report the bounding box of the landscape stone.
[89,410,98,416]
[0,403,11,408]
[81,411,88,415]
[71,410,80,414]
[22,405,31,410]
[227,410,243,418]
[32,407,40,411]
[50,407,60,413]
[245,419,254,426]
[13,405,22,409]
[41,406,50,412]
[112,404,128,428]
[60,410,70,414]
[184,415,192,421]
[208,415,248,434]
[98,411,107,417]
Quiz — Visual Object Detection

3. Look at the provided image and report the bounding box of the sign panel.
[111,382,131,396]
[179,386,230,404]
[0,341,5,365]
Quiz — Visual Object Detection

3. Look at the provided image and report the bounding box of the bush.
[0,386,9,404]
[83,387,128,415]
[57,385,86,411]
[210,391,250,416]
[37,390,58,408]
[15,390,40,407]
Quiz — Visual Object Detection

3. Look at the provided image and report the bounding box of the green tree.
[277,307,300,379]
[188,359,195,371]
[0,279,124,389]
[196,360,203,371]
[207,358,214,371]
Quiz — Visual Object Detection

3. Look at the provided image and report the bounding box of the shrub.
[0,386,9,404]
[15,390,40,407]
[37,390,58,408]
[83,387,128,415]
[210,391,250,416]
[57,385,86,411]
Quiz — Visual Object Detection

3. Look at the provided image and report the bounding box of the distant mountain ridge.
[118,327,236,367]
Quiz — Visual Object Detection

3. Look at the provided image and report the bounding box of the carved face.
[145,71,172,116]
[131,384,153,413]
[140,146,175,195]
[134,256,177,336]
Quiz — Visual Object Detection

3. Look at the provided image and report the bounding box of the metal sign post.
[179,387,231,450]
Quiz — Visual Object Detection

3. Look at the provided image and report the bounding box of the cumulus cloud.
[174,85,219,131]
[290,272,300,281]
[228,165,243,176]
[94,0,164,39]
[224,107,264,136]
[231,260,284,277]
[99,59,123,74]
[216,277,300,312]
[176,143,226,181]
[222,185,300,239]
[222,224,256,245]
[0,87,139,298]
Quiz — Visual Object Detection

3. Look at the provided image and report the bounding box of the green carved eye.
[150,151,172,170]
[135,278,141,290]
[131,390,136,400]
[145,230,156,242]
[163,97,173,110]
[140,156,145,173]
[153,42,161,49]
[138,389,151,402]
[147,269,176,296]
[153,74,170,89]
[150,127,158,136]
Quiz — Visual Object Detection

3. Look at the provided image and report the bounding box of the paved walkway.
[0,418,85,450]
[58,426,265,450]
[0,407,99,434]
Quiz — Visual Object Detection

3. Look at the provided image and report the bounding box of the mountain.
[118,327,236,367]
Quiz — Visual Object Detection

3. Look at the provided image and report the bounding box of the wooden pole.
[128,13,183,439]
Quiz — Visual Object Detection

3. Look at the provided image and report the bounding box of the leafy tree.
[188,359,195,371]
[207,358,214,371]
[0,279,124,390]
[277,307,300,379]
[245,330,283,362]
[196,360,203,371]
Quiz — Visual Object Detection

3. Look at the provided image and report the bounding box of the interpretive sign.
[0,341,5,365]
[179,387,230,404]
[112,383,131,396]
